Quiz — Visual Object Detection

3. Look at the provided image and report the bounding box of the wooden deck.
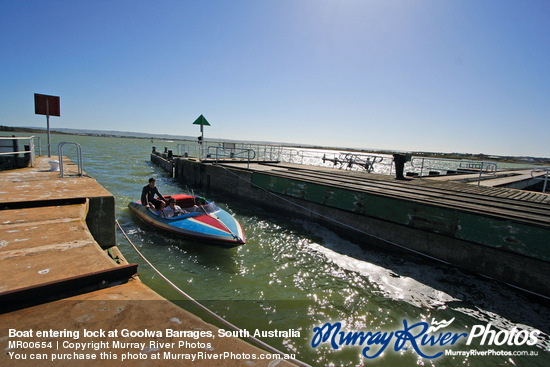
[424,168,548,191]
[222,161,550,207]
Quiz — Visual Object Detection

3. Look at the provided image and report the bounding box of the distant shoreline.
[2,125,549,165]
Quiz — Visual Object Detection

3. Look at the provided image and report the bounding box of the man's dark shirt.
[141,184,163,206]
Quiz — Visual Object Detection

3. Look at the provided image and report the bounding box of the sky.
[1,0,549,157]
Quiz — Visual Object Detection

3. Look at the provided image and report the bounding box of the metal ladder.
[58,142,83,177]
[531,167,550,193]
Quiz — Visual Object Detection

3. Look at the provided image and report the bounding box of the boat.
[128,194,245,246]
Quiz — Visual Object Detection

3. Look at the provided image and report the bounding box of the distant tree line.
[1,125,548,164]
[1,125,45,133]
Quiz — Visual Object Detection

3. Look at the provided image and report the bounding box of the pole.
[46,99,51,157]
[199,123,204,160]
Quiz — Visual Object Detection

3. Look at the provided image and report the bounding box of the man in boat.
[141,178,167,210]
[164,197,186,217]
[191,197,207,212]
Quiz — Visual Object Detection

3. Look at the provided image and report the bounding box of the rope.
[115,219,310,367]
[217,164,450,264]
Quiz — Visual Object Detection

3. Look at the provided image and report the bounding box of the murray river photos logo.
[310,318,540,359]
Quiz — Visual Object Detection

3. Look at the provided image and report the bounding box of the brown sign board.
[34,93,60,116]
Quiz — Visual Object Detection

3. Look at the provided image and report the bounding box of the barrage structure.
[153,150,550,299]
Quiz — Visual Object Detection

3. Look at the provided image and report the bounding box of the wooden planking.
[223,162,550,228]
[258,169,550,227]
[257,163,550,216]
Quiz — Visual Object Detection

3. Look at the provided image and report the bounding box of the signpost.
[34,93,60,157]
[193,114,211,160]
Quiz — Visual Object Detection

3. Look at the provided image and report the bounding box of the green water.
[12,133,550,366]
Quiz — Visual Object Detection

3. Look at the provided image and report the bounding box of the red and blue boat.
[128,194,245,246]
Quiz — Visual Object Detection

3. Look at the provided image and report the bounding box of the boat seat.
[177,198,197,208]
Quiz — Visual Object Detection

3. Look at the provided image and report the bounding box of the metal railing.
[173,141,283,162]
[176,144,192,157]
[169,140,396,172]
[321,152,388,173]
[240,143,282,161]
[58,142,83,177]
[207,146,256,168]
[285,149,305,164]
[410,157,497,186]
[531,167,550,193]
[0,136,35,167]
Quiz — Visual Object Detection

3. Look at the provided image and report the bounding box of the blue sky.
[1,0,549,157]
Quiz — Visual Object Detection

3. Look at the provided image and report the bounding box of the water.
[10,132,550,366]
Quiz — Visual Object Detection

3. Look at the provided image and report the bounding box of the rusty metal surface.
[0,157,293,366]
[0,156,112,204]
[0,263,139,312]
[0,280,290,366]
[0,201,119,292]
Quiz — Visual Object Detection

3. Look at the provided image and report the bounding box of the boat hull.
[128,194,245,246]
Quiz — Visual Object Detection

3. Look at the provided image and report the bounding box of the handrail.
[177,143,192,157]
[0,136,35,167]
[58,142,83,177]
[531,167,550,193]
[206,144,222,157]
[410,157,497,186]
[174,141,282,163]
[286,149,305,164]
[207,146,256,159]
[209,146,256,168]
[240,143,281,161]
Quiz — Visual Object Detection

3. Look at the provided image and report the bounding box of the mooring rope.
[115,219,310,367]
[217,164,449,264]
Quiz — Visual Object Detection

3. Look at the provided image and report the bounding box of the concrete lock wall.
[173,158,550,298]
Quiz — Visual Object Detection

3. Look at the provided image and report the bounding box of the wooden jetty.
[0,156,293,366]
[425,168,549,190]
[166,156,550,298]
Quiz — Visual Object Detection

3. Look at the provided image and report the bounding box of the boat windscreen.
[202,202,219,213]
[181,202,219,214]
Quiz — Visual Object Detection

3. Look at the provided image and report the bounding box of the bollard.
[393,154,411,180]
